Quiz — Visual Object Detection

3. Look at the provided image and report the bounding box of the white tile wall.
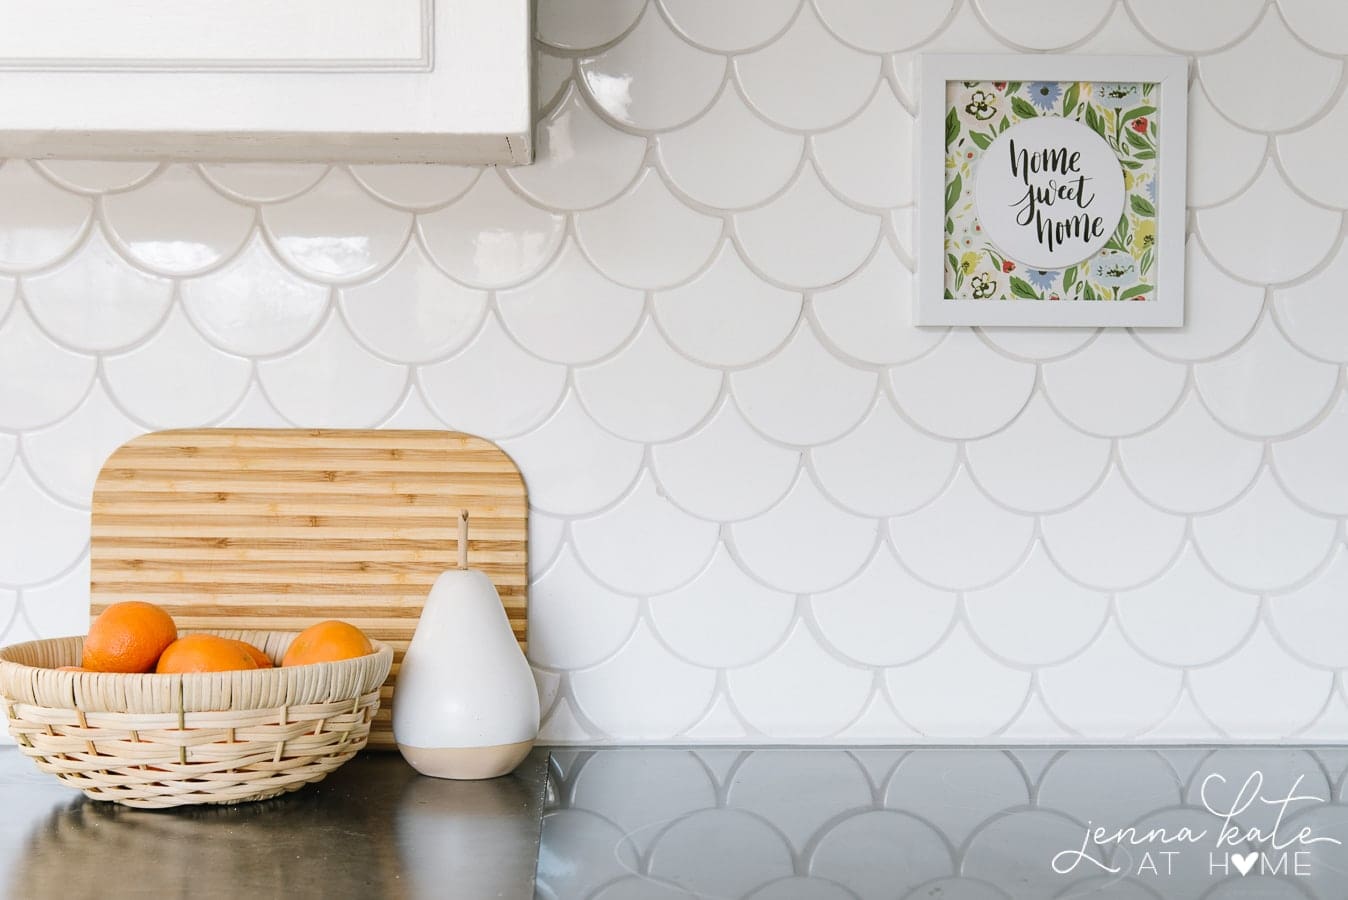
[1,0,1346,743]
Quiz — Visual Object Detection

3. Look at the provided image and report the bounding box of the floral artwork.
[943,80,1159,302]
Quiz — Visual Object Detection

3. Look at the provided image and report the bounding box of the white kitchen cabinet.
[0,0,532,164]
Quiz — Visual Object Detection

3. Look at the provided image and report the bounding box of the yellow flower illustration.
[959,252,979,275]
[1131,219,1156,255]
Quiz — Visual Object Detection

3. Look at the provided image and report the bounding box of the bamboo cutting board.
[89,429,528,750]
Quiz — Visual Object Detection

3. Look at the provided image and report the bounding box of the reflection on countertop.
[536,747,1348,899]
[0,746,549,900]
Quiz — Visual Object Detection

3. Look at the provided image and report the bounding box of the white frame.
[916,54,1188,327]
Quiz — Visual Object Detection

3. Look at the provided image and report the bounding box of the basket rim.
[0,630,394,715]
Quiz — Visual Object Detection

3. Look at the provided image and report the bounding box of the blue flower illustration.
[1095,82,1140,109]
[1026,81,1062,111]
[1026,268,1059,291]
[1091,250,1139,289]
[1146,177,1157,204]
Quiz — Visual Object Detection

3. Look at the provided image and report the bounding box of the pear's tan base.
[397,739,535,780]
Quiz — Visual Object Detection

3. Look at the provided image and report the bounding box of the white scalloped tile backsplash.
[2,0,1347,743]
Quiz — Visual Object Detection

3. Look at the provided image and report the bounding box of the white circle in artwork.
[974,116,1125,270]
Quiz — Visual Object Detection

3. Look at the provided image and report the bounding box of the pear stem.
[457,509,469,569]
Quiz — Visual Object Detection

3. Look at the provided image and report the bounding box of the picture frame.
[916,54,1188,327]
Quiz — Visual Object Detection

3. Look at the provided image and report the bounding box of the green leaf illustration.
[1062,82,1080,116]
[946,216,953,234]
[1121,105,1156,124]
[1062,265,1078,293]
[947,252,959,272]
[1130,195,1156,217]
[945,107,959,149]
[1119,283,1153,300]
[1141,247,1154,277]
[1120,159,1143,170]
[1006,81,1022,94]
[970,130,993,150]
[1133,149,1156,160]
[1009,276,1040,299]
[945,173,962,215]
[1084,104,1106,140]
[1125,128,1150,150]
[1010,96,1038,119]
[998,115,1010,133]
[1083,282,1097,301]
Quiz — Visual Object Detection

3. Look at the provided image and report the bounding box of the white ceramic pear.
[394,512,539,779]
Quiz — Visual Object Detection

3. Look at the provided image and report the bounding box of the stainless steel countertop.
[0,745,549,900]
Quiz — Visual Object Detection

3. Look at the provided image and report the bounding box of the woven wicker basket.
[0,630,394,809]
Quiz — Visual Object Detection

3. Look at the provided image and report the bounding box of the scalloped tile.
[527,546,640,670]
[1198,165,1341,284]
[0,464,88,584]
[810,811,952,895]
[811,399,956,517]
[1274,241,1348,363]
[216,380,290,429]
[1189,623,1333,737]
[649,545,795,668]
[726,622,872,738]
[1200,10,1341,132]
[33,160,158,194]
[975,0,1112,49]
[575,319,722,442]
[966,544,1109,667]
[419,170,566,289]
[814,0,952,52]
[261,168,412,283]
[1073,3,1167,53]
[978,325,1095,362]
[1194,314,1338,437]
[648,809,794,898]
[256,315,406,427]
[1039,622,1182,738]
[888,5,1003,106]
[653,243,801,367]
[575,169,721,289]
[346,164,479,211]
[102,164,252,276]
[888,470,1034,591]
[18,554,90,638]
[570,750,717,856]
[0,275,12,320]
[1280,0,1348,53]
[375,387,440,430]
[506,86,647,210]
[21,382,142,508]
[571,622,718,739]
[1041,468,1186,591]
[732,325,876,445]
[536,48,575,114]
[1133,238,1263,362]
[577,7,726,132]
[536,0,644,50]
[1043,331,1186,437]
[734,5,880,131]
[734,165,880,289]
[0,433,14,482]
[1274,391,1348,515]
[339,242,486,364]
[1037,750,1180,832]
[24,229,171,352]
[0,306,95,430]
[680,694,753,741]
[498,240,642,366]
[885,624,1032,737]
[179,235,329,357]
[884,751,1029,847]
[810,547,957,667]
[419,315,567,440]
[650,398,800,522]
[1193,471,1338,592]
[890,329,1035,440]
[1116,545,1259,667]
[1270,547,1348,669]
[1119,392,1263,514]
[1187,84,1267,209]
[0,162,92,271]
[812,85,913,209]
[966,392,1110,513]
[655,87,804,211]
[572,472,720,595]
[728,748,872,850]
[1126,0,1263,52]
[812,244,939,366]
[659,0,799,52]
[732,474,877,593]
[1281,91,1348,210]
[527,511,567,579]
[197,163,327,205]
[497,391,641,515]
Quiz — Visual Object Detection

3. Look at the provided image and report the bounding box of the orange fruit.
[155,635,260,674]
[282,620,373,667]
[230,639,274,669]
[82,601,179,673]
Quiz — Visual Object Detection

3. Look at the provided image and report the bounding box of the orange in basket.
[155,634,259,674]
[82,601,178,673]
[282,621,373,667]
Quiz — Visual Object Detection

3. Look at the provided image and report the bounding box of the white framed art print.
[916,54,1188,327]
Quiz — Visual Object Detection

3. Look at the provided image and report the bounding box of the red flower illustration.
[1132,117,1148,133]
[1131,295,1146,301]
[1001,260,1015,273]
[994,81,1007,91]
